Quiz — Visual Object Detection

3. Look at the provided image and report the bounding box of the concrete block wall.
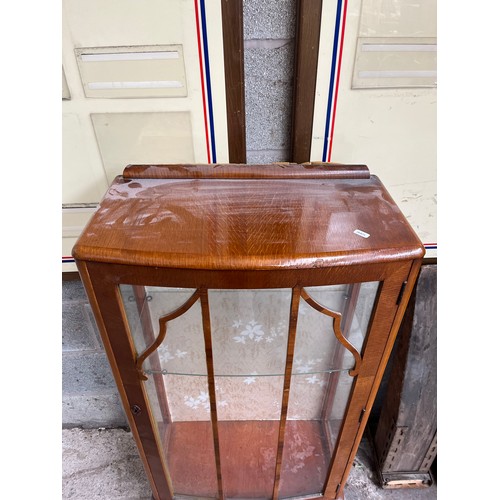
[62,279,127,428]
[243,0,296,163]
[62,0,297,429]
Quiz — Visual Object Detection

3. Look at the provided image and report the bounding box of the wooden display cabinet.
[73,163,424,500]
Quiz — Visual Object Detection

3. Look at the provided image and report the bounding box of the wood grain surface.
[290,0,323,163]
[220,0,246,163]
[73,165,424,270]
[122,163,370,179]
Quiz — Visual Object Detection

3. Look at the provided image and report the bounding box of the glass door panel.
[120,282,379,499]
[278,281,379,498]
[209,289,291,499]
[120,285,218,499]
[294,282,379,373]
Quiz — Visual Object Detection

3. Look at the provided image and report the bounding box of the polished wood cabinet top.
[72,164,424,270]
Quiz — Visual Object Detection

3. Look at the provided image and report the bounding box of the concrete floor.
[62,428,437,500]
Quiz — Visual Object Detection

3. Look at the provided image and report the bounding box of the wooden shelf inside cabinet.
[73,163,424,500]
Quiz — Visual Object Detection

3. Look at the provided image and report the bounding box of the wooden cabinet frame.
[74,163,424,499]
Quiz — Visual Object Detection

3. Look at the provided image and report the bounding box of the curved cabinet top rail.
[72,163,424,271]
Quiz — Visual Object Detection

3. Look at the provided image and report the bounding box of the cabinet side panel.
[78,261,173,500]
[324,260,420,498]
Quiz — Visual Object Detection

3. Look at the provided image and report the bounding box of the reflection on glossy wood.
[165,421,217,497]
[279,420,332,498]
[164,420,341,499]
[122,163,370,179]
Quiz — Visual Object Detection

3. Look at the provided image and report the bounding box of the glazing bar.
[321,283,361,455]
[200,288,225,499]
[272,286,302,500]
[132,286,171,425]
[321,283,361,419]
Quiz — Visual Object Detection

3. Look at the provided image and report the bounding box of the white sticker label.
[354,229,370,238]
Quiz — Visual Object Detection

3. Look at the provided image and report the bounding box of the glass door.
[121,285,219,498]
[278,282,377,498]
[120,281,379,499]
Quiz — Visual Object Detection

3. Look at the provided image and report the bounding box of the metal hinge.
[396,281,408,305]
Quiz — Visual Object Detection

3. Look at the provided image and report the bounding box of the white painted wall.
[311,0,437,257]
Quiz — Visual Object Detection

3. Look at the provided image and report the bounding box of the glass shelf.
[143,368,351,377]
[122,284,378,378]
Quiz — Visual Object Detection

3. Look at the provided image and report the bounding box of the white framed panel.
[62,113,109,204]
[307,0,437,257]
[62,207,97,272]
[352,37,437,89]
[75,45,188,98]
[62,67,71,100]
[91,112,195,184]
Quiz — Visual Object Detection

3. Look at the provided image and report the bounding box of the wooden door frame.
[221,0,246,163]
[290,0,323,163]
[77,256,420,499]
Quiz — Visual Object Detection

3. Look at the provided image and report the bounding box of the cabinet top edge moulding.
[72,163,425,277]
